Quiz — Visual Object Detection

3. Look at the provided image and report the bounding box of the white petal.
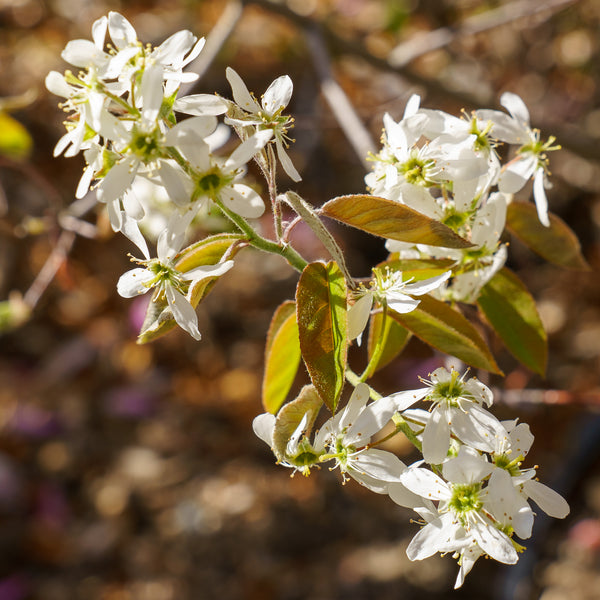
[347,293,373,341]
[533,167,550,227]
[422,406,451,464]
[442,446,493,485]
[404,94,421,119]
[220,184,265,218]
[346,395,398,443]
[475,109,528,144]
[349,448,406,483]
[498,155,537,193]
[402,271,452,296]
[523,479,569,519]
[61,40,105,68]
[451,405,508,454]
[454,545,483,589]
[388,387,430,411]
[508,422,534,457]
[120,214,150,260]
[152,30,195,66]
[262,75,293,115]
[388,480,432,509]
[174,94,228,116]
[117,268,153,298]
[140,64,164,124]
[108,11,138,50]
[183,260,234,283]
[225,67,261,113]
[45,71,72,97]
[500,91,530,125]
[91,15,108,49]
[470,519,518,564]
[159,161,193,207]
[337,383,370,432]
[386,293,420,314]
[400,467,450,501]
[406,512,459,560]
[225,129,273,170]
[275,138,302,182]
[97,160,137,205]
[486,470,534,539]
[252,413,276,447]
[166,286,201,340]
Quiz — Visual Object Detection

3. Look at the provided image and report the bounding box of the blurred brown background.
[1,0,600,598]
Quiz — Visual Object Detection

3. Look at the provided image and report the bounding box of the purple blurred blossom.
[0,575,28,600]
[7,405,62,438]
[104,385,157,418]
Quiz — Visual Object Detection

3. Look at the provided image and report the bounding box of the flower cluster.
[367,93,559,302]
[48,12,571,590]
[47,12,301,339]
[255,368,569,588]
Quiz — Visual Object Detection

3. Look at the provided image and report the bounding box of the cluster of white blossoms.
[254,368,569,588]
[366,93,559,302]
[49,13,570,589]
[47,12,300,339]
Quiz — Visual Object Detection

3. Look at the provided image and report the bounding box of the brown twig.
[23,230,76,309]
[305,26,376,169]
[179,0,244,94]
[242,0,600,162]
[388,0,579,68]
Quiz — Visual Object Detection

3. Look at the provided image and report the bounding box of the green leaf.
[477,268,547,376]
[296,261,348,412]
[272,384,323,460]
[321,195,472,249]
[391,294,502,374]
[263,301,301,414]
[367,311,411,372]
[137,233,245,344]
[506,202,589,270]
[0,112,32,160]
[175,233,246,272]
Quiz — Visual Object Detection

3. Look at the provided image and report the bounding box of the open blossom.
[347,268,451,341]
[222,67,301,182]
[117,213,233,340]
[164,118,273,218]
[390,368,508,464]
[477,92,560,227]
[312,384,409,493]
[366,96,489,219]
[491,420,570,520]
[398,447,522,587]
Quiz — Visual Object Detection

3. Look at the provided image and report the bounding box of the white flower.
[166,119,273,218]
[366,97,490,219]
[478,92,559,227]
[399,447,519,585]
[117,213,233,340]
[347,269,451,341]
[390,368,508,464]
[491,420,570,520]
[253,410,322,476]
[313,384,408,493]
[224,67,301,182]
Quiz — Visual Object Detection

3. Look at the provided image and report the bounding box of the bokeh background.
[1,0,600,598]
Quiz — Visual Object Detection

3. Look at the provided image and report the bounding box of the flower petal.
[117,268,153,298]
[225,67,261,113]
[220,183,265,218]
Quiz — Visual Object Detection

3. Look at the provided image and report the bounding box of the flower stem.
[346,367,423,452]
[359,304,388,382]
[214,198,308,272]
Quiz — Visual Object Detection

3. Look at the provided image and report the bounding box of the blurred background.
[0,0,600,598]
